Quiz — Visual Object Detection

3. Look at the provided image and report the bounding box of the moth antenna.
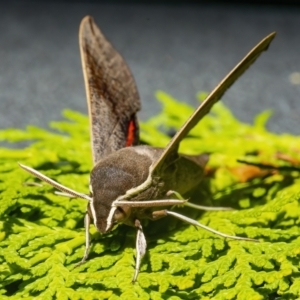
[55,191,77,198]
[114,199,187,207]
[18,163,91,202]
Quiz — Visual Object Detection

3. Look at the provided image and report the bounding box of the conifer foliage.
[1,92,300,299]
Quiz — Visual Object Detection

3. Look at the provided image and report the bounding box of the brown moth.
[19,15,276,282]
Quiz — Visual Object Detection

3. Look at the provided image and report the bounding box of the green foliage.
[1,92,300,299]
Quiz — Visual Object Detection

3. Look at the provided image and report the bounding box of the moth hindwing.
[19,15,276,282]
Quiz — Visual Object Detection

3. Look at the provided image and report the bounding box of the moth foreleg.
[74,211,91,268]
[132,219,147,283]
[167,190,233,211]
[152,210,258,242]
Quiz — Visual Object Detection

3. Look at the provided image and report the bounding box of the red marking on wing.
[126,118,136,147]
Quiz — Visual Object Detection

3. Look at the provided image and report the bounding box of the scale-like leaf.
[1,93,300,299]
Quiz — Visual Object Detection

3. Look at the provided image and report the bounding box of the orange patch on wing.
[126,119,136,147]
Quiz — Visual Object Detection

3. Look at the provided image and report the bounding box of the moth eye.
[113,207,126,222]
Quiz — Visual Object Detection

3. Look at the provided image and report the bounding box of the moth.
[19,15,276,282]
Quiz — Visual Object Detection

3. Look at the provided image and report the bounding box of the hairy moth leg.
[132,219,147,283]
[74,211,92,268]
[167,190,233,211]
[152,210,258,242]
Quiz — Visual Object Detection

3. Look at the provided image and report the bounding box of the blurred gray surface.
[0,1,300,135]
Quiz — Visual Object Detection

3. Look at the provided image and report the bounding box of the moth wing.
[150,32,276,175]
[79,16,141,165]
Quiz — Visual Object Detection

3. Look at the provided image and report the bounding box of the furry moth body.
[20,16,276,282]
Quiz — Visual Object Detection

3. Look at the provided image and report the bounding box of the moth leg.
[132,219,147,283]
[74,211,92,268]
[167,190,233,211]
[166,190,185,199]
[152,210,258,242]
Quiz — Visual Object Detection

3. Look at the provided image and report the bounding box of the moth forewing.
[150,32,276,176]
[79,16,141,164]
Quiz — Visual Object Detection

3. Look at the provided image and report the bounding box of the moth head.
[88,147,153,233]
[89,164,135,234]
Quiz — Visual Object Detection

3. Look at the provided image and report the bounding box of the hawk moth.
[20,16,276,281]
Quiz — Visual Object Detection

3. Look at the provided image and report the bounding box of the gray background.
[1,1,300,135]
